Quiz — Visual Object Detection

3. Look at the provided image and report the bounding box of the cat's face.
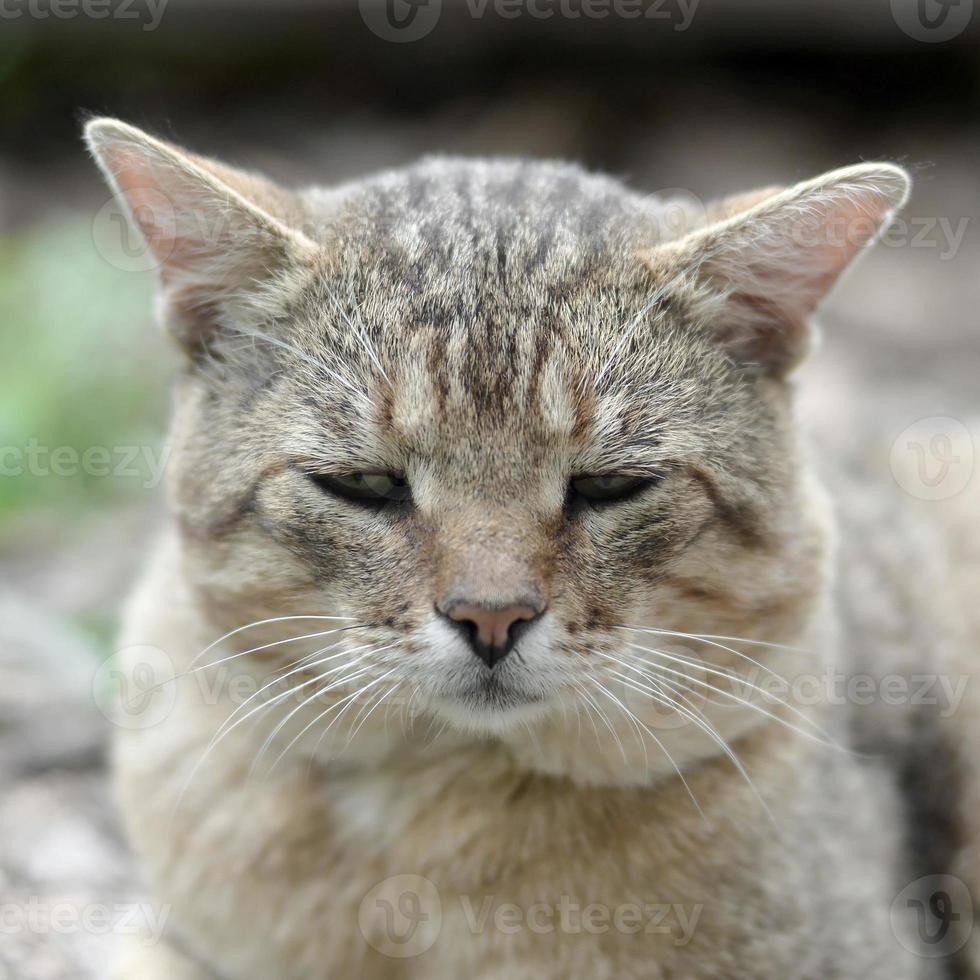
[87,122,908,772]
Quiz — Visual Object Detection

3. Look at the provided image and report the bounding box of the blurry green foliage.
[0,217,170,527]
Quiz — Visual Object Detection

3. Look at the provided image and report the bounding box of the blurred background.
[1,0,978,974]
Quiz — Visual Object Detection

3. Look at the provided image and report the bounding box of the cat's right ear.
[643,163,910,376]
[84,118,318,356]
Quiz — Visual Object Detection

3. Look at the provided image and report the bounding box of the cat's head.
[87,119,908,779]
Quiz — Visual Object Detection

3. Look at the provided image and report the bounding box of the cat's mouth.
[464,672,545,708]
[430,669,552,732]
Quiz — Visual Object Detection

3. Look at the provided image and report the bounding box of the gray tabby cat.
[85,118,980,979]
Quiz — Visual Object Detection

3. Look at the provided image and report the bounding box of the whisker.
[594,677,650,771]
[601,659,772,822]
[186,615,360,672]
[403,684,423,735]
[603,653,702,717]
[245,665,381,774]
[252,648,397,772]
[571,691,583,743]
[144,621,367,704]
[425,716,451,746]
[571,678,628,765]
[191,625,364,675]
[586,676,707,824]
[344,680,402,748]
[260,662,401,775]
[171,648,388,821]
[624,640,830,737]
[616,623,809,656]
[615,625,798,689]
[570,681,603,749]
[625,642,839,749]
[211,641,379,744]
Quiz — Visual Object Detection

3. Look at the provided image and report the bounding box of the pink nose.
[447,603,537,649]
[439,599,544,667]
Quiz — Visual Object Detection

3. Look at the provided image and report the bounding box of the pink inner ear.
[690,183,901,375]
[105,146,200,278]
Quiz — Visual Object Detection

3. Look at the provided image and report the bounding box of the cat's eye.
[569,474,653,504]
[310,472,411,507]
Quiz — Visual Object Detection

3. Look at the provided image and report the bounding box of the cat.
[85,118,980,979]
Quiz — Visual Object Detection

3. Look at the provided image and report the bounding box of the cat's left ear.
[84,117,318,357]
[644,163,911,376]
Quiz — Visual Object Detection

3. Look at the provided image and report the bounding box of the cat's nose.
[437,597,545,668]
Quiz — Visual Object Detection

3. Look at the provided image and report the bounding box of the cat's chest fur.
[139,723,920,979]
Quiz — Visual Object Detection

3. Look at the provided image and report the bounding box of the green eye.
[570,474,652,504]
[311,472,411,506]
